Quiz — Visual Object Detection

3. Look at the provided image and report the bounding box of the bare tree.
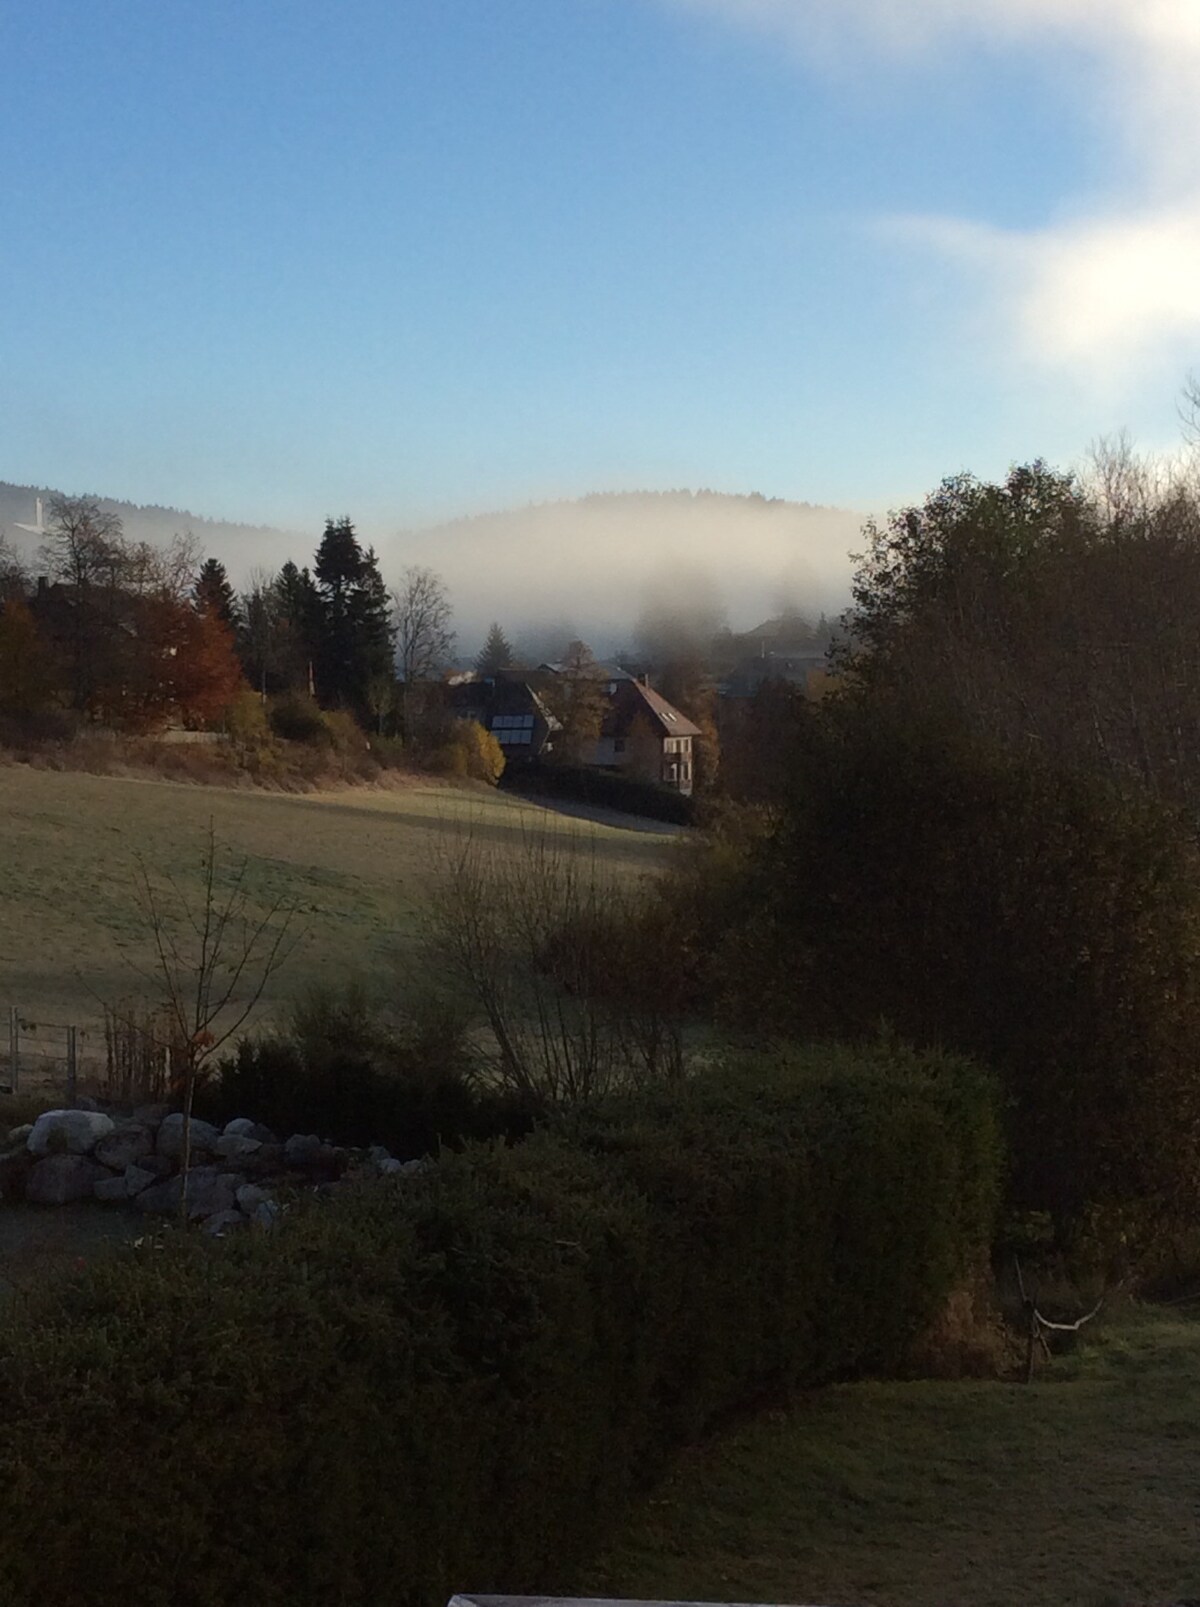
[130,824,300,1216]
[392,565,454,737]
[393,565,454,684]
[38,495,128,711]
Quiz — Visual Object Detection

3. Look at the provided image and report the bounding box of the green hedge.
[0,1043,999,1607]
[503,759,696,824]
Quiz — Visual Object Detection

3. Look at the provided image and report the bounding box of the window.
[613,738,625,754]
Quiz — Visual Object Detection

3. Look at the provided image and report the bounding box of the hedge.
[0,1042,1000,1607]
[502,759,696,825]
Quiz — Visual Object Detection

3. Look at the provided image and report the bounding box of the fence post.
[8,1007,18,1095]
[67,1025,78,1107]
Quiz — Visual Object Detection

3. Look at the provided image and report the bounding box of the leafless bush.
[423,820,686,1102]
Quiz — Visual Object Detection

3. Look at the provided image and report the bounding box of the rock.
[94,1123,154,1171]
[378,1157,405,1175]
[28,1110,115,1157]
[73,1094,102,1113]
[367,1144,392,1165]
[7,1123,33,1146]
[156,1114,221,1161]
[202,1210,245,1237]
[235,1183,270,1213]
[136,1165,228,1216]
[94,1173,131,1202]
[400,1158,432,1177]
[132,1102,172,1128]
[283,1133,323,1167]
[214,1133,262,1162]
[250,1199,280,1230]
[26,1155,108,1205]
[124,1163,157,1196]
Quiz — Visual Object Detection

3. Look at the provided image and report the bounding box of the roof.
[608,678,701,739]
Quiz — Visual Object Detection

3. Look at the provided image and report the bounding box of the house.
[592,676,700,796]
[448,675,559,761]
[451,665,700,794]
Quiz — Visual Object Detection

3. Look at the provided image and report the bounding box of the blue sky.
[4,0,1200,536]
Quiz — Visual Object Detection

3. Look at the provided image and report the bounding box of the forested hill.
[0,481,300,574]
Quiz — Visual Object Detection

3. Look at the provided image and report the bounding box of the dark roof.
[608,679,701,739]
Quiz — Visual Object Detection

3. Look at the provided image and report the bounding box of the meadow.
[584,1304,1200,1607]
[0,764,668,1034]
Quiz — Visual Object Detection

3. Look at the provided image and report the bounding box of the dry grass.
[0,764,668,1041]
[579,1304,1200,1607]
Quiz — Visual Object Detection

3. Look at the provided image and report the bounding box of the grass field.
[580,1305,1200,1607]
[0,764,670,1045]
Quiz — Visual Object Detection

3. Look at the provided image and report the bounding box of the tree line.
[0,497,457,740]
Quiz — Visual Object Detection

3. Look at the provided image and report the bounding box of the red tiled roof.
[608,679,702,738]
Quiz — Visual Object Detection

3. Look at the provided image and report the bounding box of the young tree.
[132,825,299,1215]
[475,621,514,677]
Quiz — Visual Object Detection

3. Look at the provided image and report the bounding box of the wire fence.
[2,1004,182,1106]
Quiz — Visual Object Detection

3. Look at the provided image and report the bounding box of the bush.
[505,759,695,824]
[225,687,270,748]
[200,985,537,1156]
[0,1041,999,1607]
[697,697,1200,1241]
[426,719,505,783]
[268,692,330,746]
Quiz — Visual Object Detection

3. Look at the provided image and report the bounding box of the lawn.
[580,1305,1200,1607]
[0,764,669,1048]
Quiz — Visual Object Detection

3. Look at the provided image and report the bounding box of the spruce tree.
[192,557,239,630]
[312,520,394,712]
[475,621,514,676]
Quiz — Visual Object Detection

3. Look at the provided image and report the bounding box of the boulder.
[94,1173,131,1203]
[203,1210,245,1237]
[124,1163,158,1196]
[223,1118,275,1143]
[214,1133,262,1163]
[26,1155,108,1205]
[94,1123,155,1171]
[283,1133,323,1168]
[235,1183,270,1214]
[156,1114,220,1161]
[27,1110,115,1157]
[136,1165,237,1219]
[250,1199,280,1230]
[378,1157,405,1176]
[132,1102,172,1128]
[7,1123,33,1147]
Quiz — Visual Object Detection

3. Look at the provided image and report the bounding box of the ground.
[0,764,670,1087]
[581,1304,1200,1607]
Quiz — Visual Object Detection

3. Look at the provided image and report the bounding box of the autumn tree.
[542,640,608,765]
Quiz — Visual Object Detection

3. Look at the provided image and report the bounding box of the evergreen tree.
[475,621,514,677]
[312,520,394,712]
[192,557,240,631]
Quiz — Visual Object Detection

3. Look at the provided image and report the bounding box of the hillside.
[0,480,300,580]
[1,479,866,648]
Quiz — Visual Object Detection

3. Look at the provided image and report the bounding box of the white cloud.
[671,0,1200,386]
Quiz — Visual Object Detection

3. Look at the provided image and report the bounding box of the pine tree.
[192,557,240,631]
[475,621,514,677]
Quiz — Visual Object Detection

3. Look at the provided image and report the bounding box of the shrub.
[426,719,505,783]
[225,687,270,748]
[696,696,1200,1241]
[505,758,694,824]
[0,1042,999,1607]
[201,985,536,1156]
[268,692,330,745]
